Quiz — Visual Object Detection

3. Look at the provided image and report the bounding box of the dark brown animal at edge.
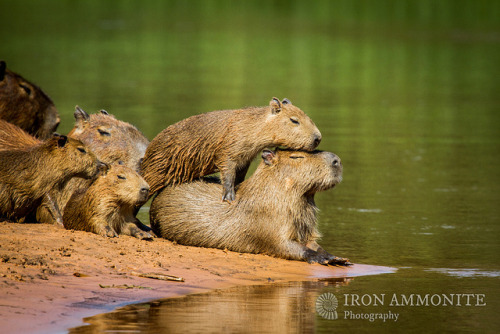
[63,164,153,240]
[141,98,322,202]
[0,60,59,139]
[0,134,103,224]
[150,149,350,265]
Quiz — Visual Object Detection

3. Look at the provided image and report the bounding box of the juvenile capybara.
[0,119,41,150]
[0,135,102,224]
[150,149,350,265]
[0,61,59,139]
[63,164,153,240]
[141,98,322,201]
[36,106,150,225]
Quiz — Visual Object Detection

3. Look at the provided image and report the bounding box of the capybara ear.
[262,149,277,166]
[270,97,282,114]
[282,98,292,105]
[74,106,90,126]
[57,135,68,148]
[100,109,109,116]
[0,60,6,81]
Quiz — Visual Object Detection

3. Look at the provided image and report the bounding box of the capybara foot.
[133,230,154,240]
[304,249,330,265]
[222,188,236,203]
[99,225,118,238]
[328,256,352,266]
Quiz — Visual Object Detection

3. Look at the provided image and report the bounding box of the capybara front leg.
[122,221,154,240]
[40,193,63,226]
[282,241,329,264]
[220,162,237,202]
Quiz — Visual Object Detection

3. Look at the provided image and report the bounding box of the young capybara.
[36,106,150,225]
[141,98,322,201]
[0,134,103,224]
[63,164,153,240]
[0,61,59,139]
[150,149,350,265]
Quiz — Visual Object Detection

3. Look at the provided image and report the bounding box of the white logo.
[316,292,338,320]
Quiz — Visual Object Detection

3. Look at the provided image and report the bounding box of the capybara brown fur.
[150,149,350,265]
[37,106,150,225]
[63,164,153,240]
[0,119,41,150]
[0,135,102,224]
[0,61,59,139]
[141,98,322,201]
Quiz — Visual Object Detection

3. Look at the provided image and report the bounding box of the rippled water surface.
[1,1,499,332]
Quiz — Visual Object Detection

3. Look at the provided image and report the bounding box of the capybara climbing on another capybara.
[141,98,322,201]
[63,163,153,240]
[36,106,150,225]
[0,61,59,139]
[0,134,103,224]
[150,149,350,265]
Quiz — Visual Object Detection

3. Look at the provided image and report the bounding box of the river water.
[1,1,499,333]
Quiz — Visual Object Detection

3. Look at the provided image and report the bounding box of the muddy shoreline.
[0,222,395,334]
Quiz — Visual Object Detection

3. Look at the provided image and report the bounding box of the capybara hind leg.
[307,241,351,265]
[121,221,154,240]
[96,225,118,238]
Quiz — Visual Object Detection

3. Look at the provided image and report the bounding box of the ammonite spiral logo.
[316,292,339,320]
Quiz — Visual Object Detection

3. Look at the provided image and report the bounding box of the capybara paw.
[102,226,118,238]
[135,231,154,241]
[328,256,352,266]
[304,249,329,264]
[222,189,236,203]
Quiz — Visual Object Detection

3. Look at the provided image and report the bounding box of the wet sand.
[0,221,395,334]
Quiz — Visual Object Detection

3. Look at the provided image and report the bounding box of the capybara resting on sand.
[63,163,153,240]
[150,149,350,265]
[0,60,59,139]
[0,134,102,224]
[141,98,322,201]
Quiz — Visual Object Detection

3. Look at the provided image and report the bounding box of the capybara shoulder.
[68,106,149,172]
[0,135,102,223]
[63,164,153,240]
[0,61,59,139]
[150,149,350,265]
[141,97,322,201]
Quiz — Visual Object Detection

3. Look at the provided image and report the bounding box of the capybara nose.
[97,161,109,173]
[140,187,149,196]
[313,134,322,147]
[332,157,341,167]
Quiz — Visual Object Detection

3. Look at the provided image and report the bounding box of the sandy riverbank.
[0,221,395,334]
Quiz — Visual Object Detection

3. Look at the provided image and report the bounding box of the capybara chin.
[0,61,59,139]
[0,134,102,224]
[150,149,350,265]
[36,106,150,225]
[141,97,322,202]
[63,164,154,240]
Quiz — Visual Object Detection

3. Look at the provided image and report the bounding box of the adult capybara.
[36,106,150,225]
[0,134,102,224]
[141,98,322,201]
[150,149,350,265]
[0,61,59,139]
[63,164,153,240]
[68,106,149,172]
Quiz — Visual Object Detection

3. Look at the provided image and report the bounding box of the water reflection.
[70,278,352,334]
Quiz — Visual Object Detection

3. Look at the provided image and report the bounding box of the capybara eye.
[77,147,86,154]
[290,117,300,125]
[19,83,31,96]
[290,155,304,160]
[117,175,126,180]
[97,129,111,136]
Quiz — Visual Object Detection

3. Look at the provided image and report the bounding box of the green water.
[1,1,499,332]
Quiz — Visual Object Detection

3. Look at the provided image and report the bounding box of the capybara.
[0,60,59,139]
[150,149,350,265]
[36,106,150,225]
[141,98,322,201]
[63,164,153,240]
[0,119,40,150]
[0,134,102,224]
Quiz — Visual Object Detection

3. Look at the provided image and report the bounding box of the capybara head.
[97,163,150,206]
[264,98,321,151]
[45,134,102,179]
[0,61,60,139]
[256,149,342,195]
[68,106,149,172]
